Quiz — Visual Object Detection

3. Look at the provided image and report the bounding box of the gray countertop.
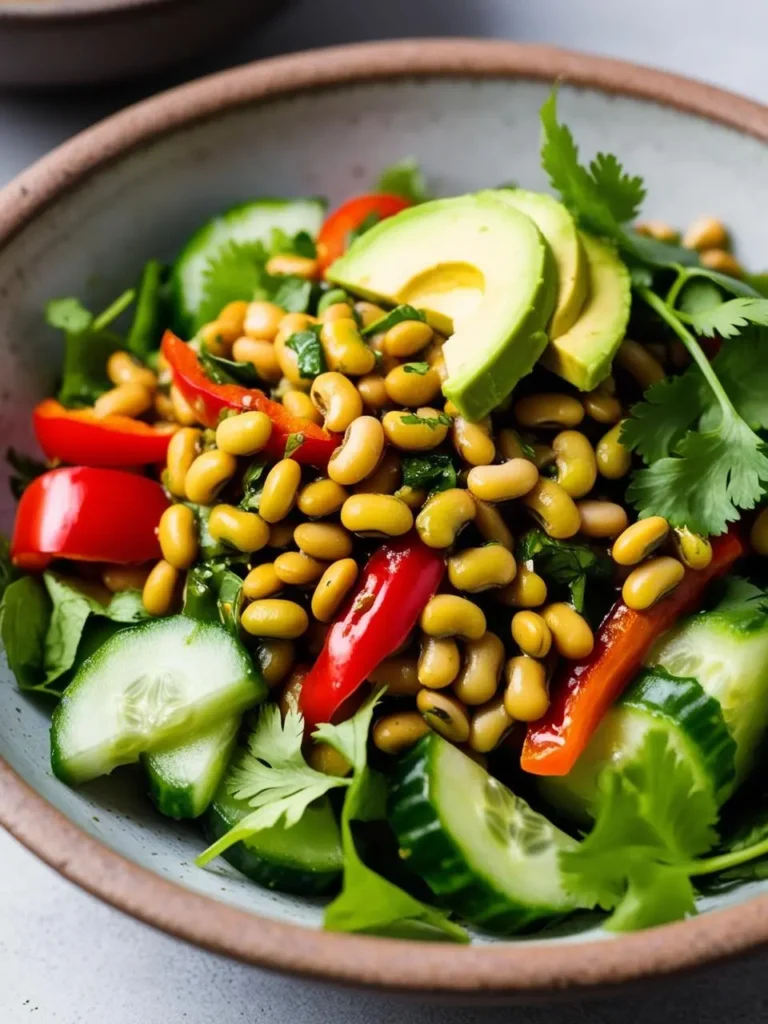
[2,1,768,1021]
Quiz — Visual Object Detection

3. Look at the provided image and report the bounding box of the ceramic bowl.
[0,0,285,88]
[2,40,768,999]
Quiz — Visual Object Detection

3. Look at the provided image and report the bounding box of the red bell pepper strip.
[161,332,340,468]
[299,534,445,730]
[33,399,174,468]
[316,193,412,273]
[521,528,745,777]
[11,467,168,572]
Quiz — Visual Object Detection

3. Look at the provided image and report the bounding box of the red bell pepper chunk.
[299,534,445,730]
[161,332,340,468]
[521,528,745,777]
[316,193,412,272]
[33,399,174,468]
[11,467,169,572]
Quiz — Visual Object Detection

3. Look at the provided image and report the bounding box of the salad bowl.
[2,39,768,999]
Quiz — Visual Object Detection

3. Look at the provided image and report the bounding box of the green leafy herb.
[400,412,452,429]
[745,271,768,297]
[317,288,350,315]
[6,447,47,501]
[1,576,52,691]
[199,350,261,387]
[286,327,327,379]
[267,276,313,314]
[376,157,430,204]
[403,362,430,375]
[127,260,167,358]
[517,529,612,612]
[401,454,457,495]
[684,297,768,338]
[239,460,267,513]
[348,211,382,246]
[361,304,427,338]
[0,536,13,605]
[269,228,317,259]
[196,240,267,329]
[284,432,305,458]
[49,290,136,408]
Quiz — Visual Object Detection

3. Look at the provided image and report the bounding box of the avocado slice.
[541,232,631,391]
[327,194,556,421]
[489,190,588,338]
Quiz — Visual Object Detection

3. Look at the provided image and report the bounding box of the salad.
[5,91,768,943]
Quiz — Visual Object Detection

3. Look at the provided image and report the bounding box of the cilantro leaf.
[621,372,707,464]
[284,432,305,458]
[196,240,267,329]
[403,362,430,375]
[376,157,430,204]
[400,412,452,429]
[266,275,313,314]
[686,297,768,338]
[317,288,350,315]
[199,350,261,387]
[286,327,327,379]
[239,460,266,513]
[127,260,167,358]
[587,152,646,224]
[361,304,426,338]
[46,297,93,333]
[401,454,457,495]
[517,529,611,612]
[269,228,316,259]
[6,447,47,501]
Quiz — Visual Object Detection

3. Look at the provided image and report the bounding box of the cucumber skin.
[204,801,341,898]
[389,736,572,935]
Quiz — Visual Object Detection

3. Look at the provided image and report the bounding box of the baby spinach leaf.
[1,576,52,692]
[286,327,327,379]
[401,454,456,495]
[361,304,426,338]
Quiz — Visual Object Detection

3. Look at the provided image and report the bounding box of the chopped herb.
[376,157,430,204]
[196,240,267,330]
[267,275,313,314]
[403,362,430,375]
[317,288,350,315]
[239,460,267,512]
[286,327,327,379]
[6,447,46,501]
[400,412,452,429]
[126,260,168,358]
[517,529,612,613]
[348,211,382,246]
[285,432,305,458]
[401,454,457,495]
[361,304,427,338]
[199,350,262,387]
[269,228,317,259]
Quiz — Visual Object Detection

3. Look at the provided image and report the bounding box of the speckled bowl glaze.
[0,0,285,88]
[2,40,768,999]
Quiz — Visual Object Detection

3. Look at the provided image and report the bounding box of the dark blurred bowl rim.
[0,0,214,23]
[1,39,768,999]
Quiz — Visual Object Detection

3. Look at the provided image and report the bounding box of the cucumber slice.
[171,198,326,334]
[204,748,342,896]
[539,668,736,825]
[51,617,266,786]
[389,733,578,934]
[145,716,239,820]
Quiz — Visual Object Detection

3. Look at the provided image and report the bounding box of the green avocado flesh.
[327,193,556,421]
[540,232,631,391]
[490,189,588,338]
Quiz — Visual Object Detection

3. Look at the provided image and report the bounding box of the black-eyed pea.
[305,619,330,656]
[577,500,629,538]
[515,393,585,430]
[473,499,514,551]
[93,383,153,419]
[142,560,180,617]
[622,557,685,611]
[306,743,352,777]
[369,658,420,695]
[357,374,389,412]
[154,390,175,421]
[266,253,319,279]
[541,604,594,660]
[596,420,632,480]
[208,505,270,553]
[420,594,486,641]
[215,410,272,456]
[417,689,471,743]
[340,493,414,537]
[635,220,679,243]
[328,416,385,486]
[582,390,623,425]
[504,656,549,721]
[701,249,743,278]
[268,519,298,549]
[166,427,203,498]
[241,598,309,639]
[282,390,323,426]
[751,509,768,555]
[452,416,496,467]
[384,363,441,407]
[297,477,348,518]
[615,339,665,389]
[353,451,401,496]
[320,318,376,376]
[243,563,283,600]
[552,431,597,499]
[521,478,581,539]
[255,639,296,688]
[107,351,157,391]
[294,521,353,561]
[273,550,327,586]
[382,407,450,451]
[447,545,516,592]
[415,488,476,548]
[184,449,237,505]
[384,319,433,358]
[354,301,387,329]
[612,516,670,565]
[320,301,355,323]
[232,336,283,382]
[452,632,505,705]
[496,564,547,608]
[498,428,532,461]
[243,300,285,341]
[278,666,310,719]
[310,371,363,432]
[259,459,302,523]
[394,486,427,511]
[467,459,539,503]
[427,347,448,383]
[216,300,249,342]
[311,558,359,622]
[418,636,461,690]
[199,321,230,357]
[158,504,199,570]
[170,384,201,426]
[511,611,552,659]
[274,332,312,390]
[468,695,515,753]
[673,527,713,570]
[373,712,430,755]
[683,216,729,252]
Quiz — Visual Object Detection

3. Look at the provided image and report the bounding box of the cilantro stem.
[686,836,768,877]
[664,266,688,310]
[93,288,136,332]
[636,285,735,419]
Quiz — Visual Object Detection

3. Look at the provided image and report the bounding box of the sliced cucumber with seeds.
[145,716,239,820]
[171,198,326,335]
[389,733,578,934]
[51,616,266,787]
[204,747,342,896]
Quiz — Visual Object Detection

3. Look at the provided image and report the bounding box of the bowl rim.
[0,0,209,24]
[2,38,768,997]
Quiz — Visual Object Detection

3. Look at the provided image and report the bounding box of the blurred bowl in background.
[0,0,285,88]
